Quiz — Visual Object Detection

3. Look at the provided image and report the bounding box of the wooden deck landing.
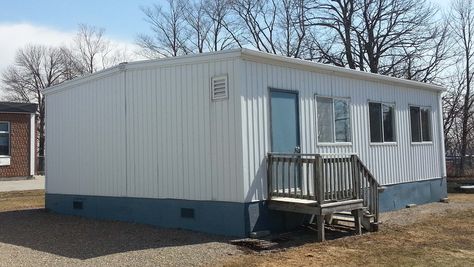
[268,198,365,242]
[266,153,381,242]
[268,198,364,215]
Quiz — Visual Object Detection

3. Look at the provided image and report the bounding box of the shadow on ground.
[0,209,364,259]
[0,209,231,260]
[258,224,365,251]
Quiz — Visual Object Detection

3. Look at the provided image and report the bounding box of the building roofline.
[43,49,242,95]
[44,48,444,95]
[0,102,37,114]
[240,48,445,92]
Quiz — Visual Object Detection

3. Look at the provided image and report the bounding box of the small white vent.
[211,75,228,101]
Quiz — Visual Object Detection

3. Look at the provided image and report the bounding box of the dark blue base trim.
[46,194,247,237]
[379,177,447,212]
[46,194,309,237]
[47,178,447,237]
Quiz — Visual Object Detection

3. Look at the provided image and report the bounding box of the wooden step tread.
[269,197,317,205]
[332,215,355,222]
[335,212,375,218]
[320,199,363,208]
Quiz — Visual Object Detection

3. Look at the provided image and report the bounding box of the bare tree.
[307,0,442,78]
[74,24,111,73]
[274,0,309,58]
[59,46,86,79]
[185,0,212,53]
[308,0,359,68]
[231,0,278,54]
[136,0,449,84]
[137,0,189,58]
[204,0,237,51]
[356,0,435,74]
[389,20,452,83]
[450,0,474,174]
[1,45,75,158]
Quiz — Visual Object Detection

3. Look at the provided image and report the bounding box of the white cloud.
[0,23,71,73]
[0,22,141,75]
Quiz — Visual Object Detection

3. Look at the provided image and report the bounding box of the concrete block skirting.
[46,193,311,237]
[379,177,447,212]
[46,194,250,237]
[46,177,447,237]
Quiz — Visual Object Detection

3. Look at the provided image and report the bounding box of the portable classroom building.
[44,49,447,237]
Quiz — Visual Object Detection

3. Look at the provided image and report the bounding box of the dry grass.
[224,194,474,267]
[0,190,44,212]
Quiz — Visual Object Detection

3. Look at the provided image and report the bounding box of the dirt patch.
[223,194,474,267]
[0,190,44,211]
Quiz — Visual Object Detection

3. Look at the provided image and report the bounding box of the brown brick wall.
[0,113,31,177]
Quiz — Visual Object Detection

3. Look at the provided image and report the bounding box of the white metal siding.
[241,60,444,202]
[124,59,243,202]
[45,50,444,204]
[46,73,127,196]
[46,58,244,202]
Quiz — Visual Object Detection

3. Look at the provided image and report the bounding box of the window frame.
[368,101,397,145]
[409,105,433,145]
[315,95,352,146]
[0,121,10,157]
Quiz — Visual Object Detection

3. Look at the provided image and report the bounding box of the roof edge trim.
[44,48,445,95]
[240,48,445,92]
[43,49,242,95]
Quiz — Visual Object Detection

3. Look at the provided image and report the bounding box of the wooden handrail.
[267,152,381,222]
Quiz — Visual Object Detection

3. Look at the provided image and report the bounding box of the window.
[410,106,432,142]
[316,97,351,143]
[0,122,9,156]
[369,102,395,143]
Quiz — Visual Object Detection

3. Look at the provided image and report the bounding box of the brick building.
[0,102,37,179]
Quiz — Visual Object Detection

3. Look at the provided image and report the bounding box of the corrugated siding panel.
[46,58,244,202]
[125,59,243,202]
[46,73,127,196]
[241,60,443,202]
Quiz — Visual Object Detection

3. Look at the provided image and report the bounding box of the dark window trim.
[0,121,11,157]
[368,101,397,145]
[409,105,433,144]
[315,95,352,145]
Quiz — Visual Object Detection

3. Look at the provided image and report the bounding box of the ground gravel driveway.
[0,209,242,266]
[2,192,473,266]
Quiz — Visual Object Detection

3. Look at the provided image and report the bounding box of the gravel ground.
[223,194,474,267]
[0,209,242,267]
[380,194,474,227]
[1,193,473,266]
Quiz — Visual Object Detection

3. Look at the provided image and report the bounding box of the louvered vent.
[211,75,228,101]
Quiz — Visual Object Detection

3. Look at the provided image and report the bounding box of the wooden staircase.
[330,211,378,232]
[266,153,382,241]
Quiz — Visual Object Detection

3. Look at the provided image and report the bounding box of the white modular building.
[44,49,446,237]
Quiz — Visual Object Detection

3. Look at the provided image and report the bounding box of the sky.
[0,0,451,76]
[0,0,163,74]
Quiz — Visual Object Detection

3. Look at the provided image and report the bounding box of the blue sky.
[0,0,451,43]
[0,0,160,40]
[0,0,451,75]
